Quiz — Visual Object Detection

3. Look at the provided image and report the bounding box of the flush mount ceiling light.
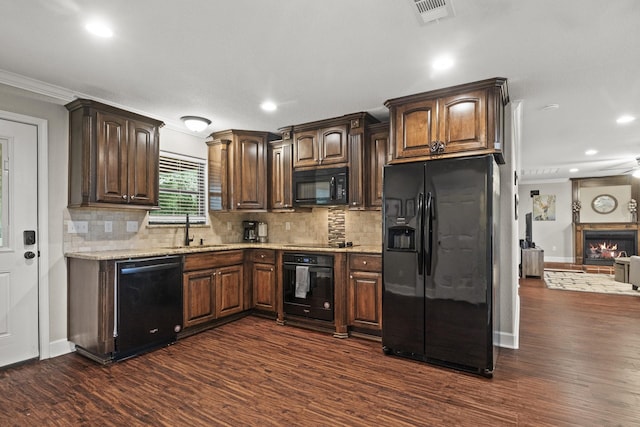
[181,116,211,132]
[569,168,579,173]
[260,101,277,112]
[85,21,113,38]
[585,149,598,156]
[616,115,636,124]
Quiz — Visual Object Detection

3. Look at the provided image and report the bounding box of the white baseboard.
[495,331,519,349]
[47,339,75,359]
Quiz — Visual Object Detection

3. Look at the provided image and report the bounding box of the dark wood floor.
[2,277,640,426]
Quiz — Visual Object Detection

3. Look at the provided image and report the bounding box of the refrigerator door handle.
[417,192,425,275]
[426,192,434,276]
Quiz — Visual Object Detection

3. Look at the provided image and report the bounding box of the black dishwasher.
[115,256,183,361]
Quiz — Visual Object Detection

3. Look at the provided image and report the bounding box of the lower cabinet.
[183,250,244,329]
[249,249,276,313]
[347,254,382,333]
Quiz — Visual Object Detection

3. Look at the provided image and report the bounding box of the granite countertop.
[65,242,382,261]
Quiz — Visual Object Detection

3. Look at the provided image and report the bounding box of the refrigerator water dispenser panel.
[388,226,415,251]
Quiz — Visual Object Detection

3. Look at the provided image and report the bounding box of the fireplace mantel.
[574,223,640,264]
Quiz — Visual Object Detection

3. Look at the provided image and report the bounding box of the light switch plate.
[126,221,138,232]
[104,221,113,233]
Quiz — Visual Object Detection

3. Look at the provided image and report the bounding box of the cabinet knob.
[363,261,367,265]
[350,274,353,279]
[352,202,357,205]
[261,254,265,258]
[237,203,240,207]
[122,195,127,200]
[131,195,135,200]
[270,268,274,272]
[218,271,222,275]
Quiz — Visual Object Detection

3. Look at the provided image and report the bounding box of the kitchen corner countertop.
[65,243,382,261]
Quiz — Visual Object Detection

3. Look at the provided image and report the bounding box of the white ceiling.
[1,0,639,183]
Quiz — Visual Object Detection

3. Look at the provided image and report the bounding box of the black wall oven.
[283,253,334,322]
[292,167,348,206]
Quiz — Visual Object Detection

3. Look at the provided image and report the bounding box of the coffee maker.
[243,221,258,242]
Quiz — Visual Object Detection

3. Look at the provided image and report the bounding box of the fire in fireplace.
[583,230,637,265]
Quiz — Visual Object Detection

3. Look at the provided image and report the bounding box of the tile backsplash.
[64,207,382,253]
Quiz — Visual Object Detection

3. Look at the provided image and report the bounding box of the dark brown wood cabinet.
[183,250,245,329]
[207,130,278,211]
[268,131,294,211]
[385,78,508,164]
[347,254,382,333]
[249,249,276,313]
[366,122,389,209]
[67,258,116,361]
[292,124,348,169]
[66,99,162,208]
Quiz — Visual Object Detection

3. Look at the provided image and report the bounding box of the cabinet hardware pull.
[261,254,264,258]
[122,195,127,200]
[350,275,353,279]
[270,268,274,271]
[363,261,367,265]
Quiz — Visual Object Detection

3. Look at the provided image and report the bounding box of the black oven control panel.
[283,253,333,267]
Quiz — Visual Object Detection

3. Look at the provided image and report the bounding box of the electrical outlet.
[227,222,232,231]
[67,221,77,234]
[126,221,138,232]
[104,221,113,233]
[285,222,291,231]
[76,221,88,234]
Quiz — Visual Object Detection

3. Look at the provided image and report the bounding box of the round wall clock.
[591,194,617,214]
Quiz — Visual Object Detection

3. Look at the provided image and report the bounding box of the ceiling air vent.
[409,0,456,24]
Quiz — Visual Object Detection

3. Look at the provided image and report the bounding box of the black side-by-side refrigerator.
[382,154,500,377]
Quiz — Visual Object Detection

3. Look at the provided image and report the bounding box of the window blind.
[149,152,207,224]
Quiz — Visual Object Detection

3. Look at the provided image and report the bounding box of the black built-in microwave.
[292,167,348,206]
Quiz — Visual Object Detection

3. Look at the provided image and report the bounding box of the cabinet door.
[127,120,158,206]
[253,262,276,312]
[437,89,487,154]
[183,270,216,328]
[394,99,438,159]
[208,141,229,211]
[319,125,348,165]
[268,143,293,210]
[293,130,318,168]
[348,270,382,330]
[96,111,128,203]
[216,264,244,318]
[368,128,388,208]
[234,135,266,209]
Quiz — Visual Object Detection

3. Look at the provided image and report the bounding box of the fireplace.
[583,230,637,265]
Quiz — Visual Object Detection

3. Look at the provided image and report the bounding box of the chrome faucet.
[184,214,194,246]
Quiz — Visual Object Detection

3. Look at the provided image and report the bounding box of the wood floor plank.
[2,277,640,426]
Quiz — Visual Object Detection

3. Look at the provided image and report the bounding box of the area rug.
[544,271,640,296]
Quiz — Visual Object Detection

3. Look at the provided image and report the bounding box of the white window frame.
[149,151,207,224]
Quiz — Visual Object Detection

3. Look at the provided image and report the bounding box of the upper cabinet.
[293,124,348,168]
[208,129,278,212]
[268,128,294,211]
[385,78,509,164]
[66,99,163,209]
[366,122,389,209]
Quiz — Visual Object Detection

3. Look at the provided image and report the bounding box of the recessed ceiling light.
[585,149,598,156]
[616,115,636,124]
[85,21,113,38]
[260,101,277,112]
[569,168,579,173]
[432,56,454,70]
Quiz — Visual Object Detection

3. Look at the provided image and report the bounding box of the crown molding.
[0,68,75,103]
[0,68,203,136]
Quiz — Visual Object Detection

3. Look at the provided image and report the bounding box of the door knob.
[24,251,36,259]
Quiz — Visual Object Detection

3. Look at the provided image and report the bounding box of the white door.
[0,118,39,367]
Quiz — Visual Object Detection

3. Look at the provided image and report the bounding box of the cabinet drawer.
[348,254,381,272]
[249,249,275,264]
[184,250,244,272]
